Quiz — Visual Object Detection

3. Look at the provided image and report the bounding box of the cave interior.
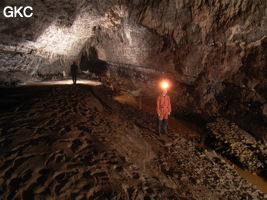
[0,0,267,199]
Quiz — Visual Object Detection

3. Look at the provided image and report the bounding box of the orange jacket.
[157,95,171,115]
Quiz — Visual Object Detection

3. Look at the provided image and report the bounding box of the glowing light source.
[20,79,102,86]
[160,80,170,90]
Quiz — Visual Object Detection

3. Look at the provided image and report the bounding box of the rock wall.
[139,0,267,117]
[0,0,266,137]
[0,44,71,84]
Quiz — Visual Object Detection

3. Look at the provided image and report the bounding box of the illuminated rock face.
[0,0,266,134]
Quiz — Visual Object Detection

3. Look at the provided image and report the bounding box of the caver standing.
[157,89,171,135]
[70,61,78,84]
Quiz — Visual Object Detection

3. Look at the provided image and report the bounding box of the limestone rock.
[0,0,266,138]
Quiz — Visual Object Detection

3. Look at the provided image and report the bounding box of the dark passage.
[80,47,107,76]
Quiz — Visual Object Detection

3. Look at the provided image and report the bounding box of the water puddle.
[222,156,267,194]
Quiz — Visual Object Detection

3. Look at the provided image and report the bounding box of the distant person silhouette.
[70,61,78,84]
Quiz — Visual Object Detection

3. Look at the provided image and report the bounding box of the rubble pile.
[206,118,267,177]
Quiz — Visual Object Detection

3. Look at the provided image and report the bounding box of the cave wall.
[80,0,267,119]
[135,0,267,117]
[127,0,266,137]
[0,0,266,136]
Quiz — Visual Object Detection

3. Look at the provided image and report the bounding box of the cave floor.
[114,93,267,195]
[19,79,102,86]
[0,84,266,200]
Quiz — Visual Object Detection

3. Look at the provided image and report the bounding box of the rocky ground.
[0,84,266,200]
[205,118,267,178]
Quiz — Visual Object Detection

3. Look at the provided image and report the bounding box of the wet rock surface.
[206,118,267,178]
[0,85,266,199]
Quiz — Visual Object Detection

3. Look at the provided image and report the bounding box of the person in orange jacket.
[157,89,171,135]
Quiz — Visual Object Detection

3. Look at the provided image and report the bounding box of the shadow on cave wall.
[80,47,107,76]
[217,82,267,141]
